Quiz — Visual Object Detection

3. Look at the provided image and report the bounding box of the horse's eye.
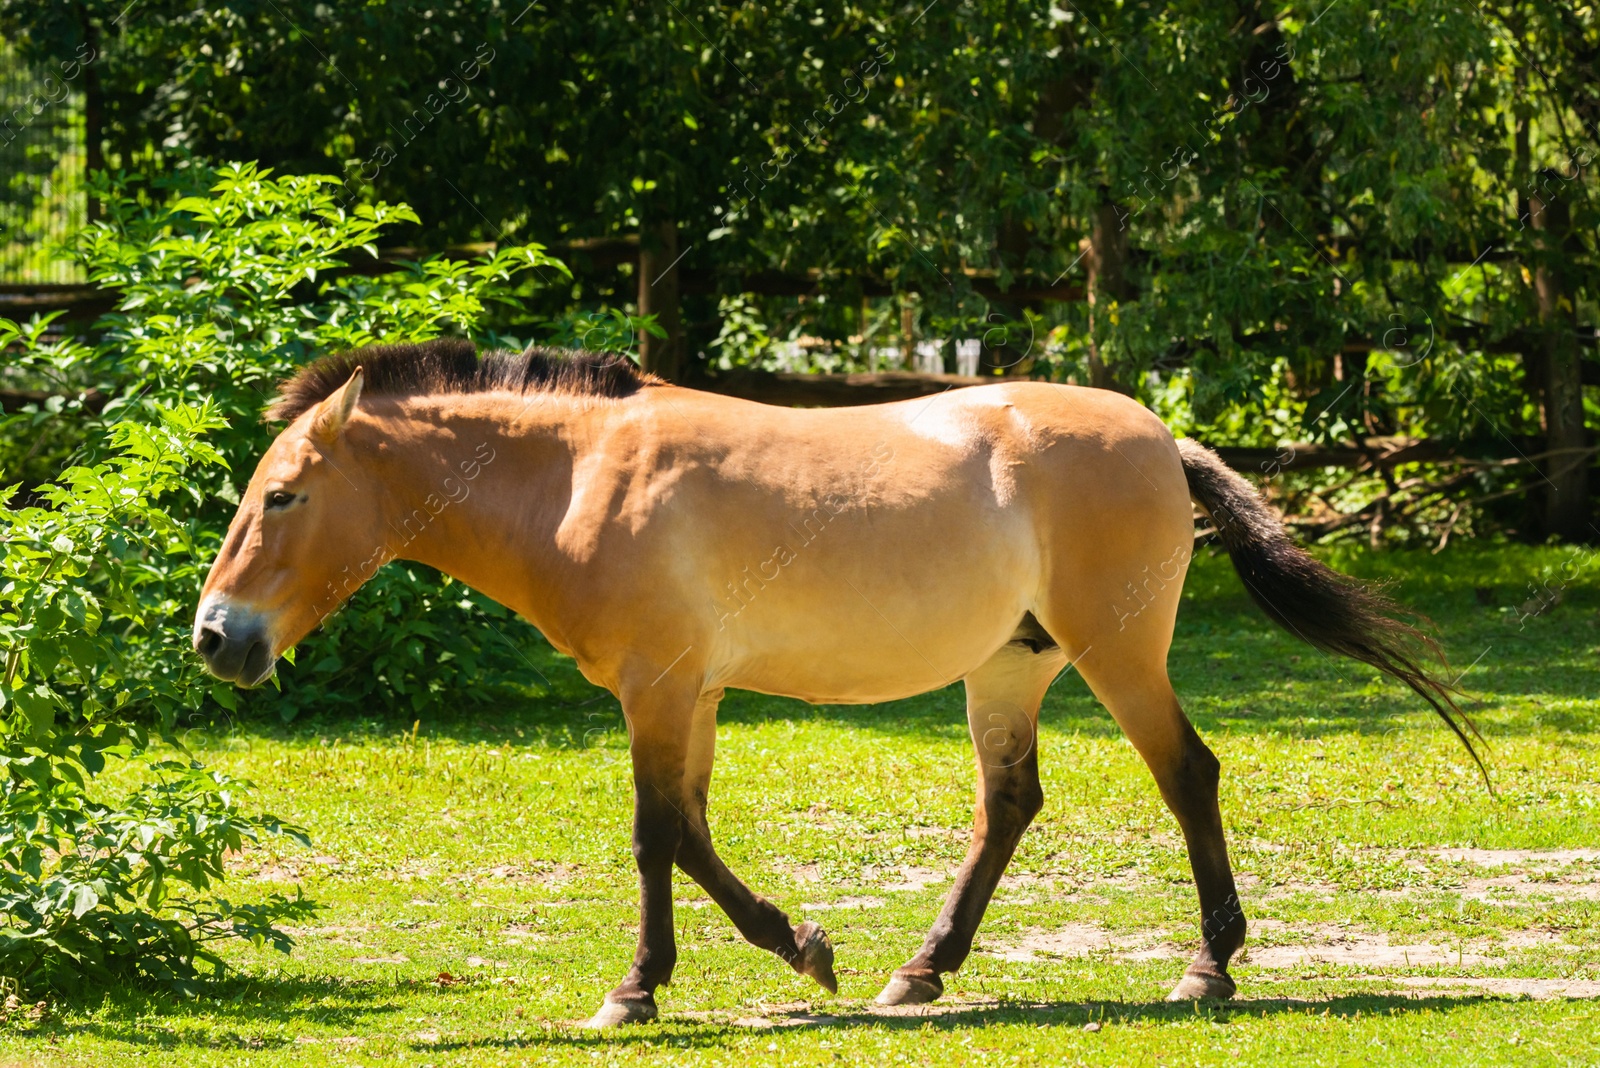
[265,490,298,510]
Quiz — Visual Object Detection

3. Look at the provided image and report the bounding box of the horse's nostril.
[196,626,224,659]
[193,607,271,683]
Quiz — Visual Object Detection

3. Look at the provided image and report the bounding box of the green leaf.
[12,685,57,740]
[69,883,99,918]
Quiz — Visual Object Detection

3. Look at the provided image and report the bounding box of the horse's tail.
[1174,438,1485,779]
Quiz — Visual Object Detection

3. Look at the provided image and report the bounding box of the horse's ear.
[314,367,364,442]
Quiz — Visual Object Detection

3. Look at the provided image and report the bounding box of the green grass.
[3,543,1597,1066]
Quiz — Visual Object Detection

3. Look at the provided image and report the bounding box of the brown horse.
[194,340,1473,1026]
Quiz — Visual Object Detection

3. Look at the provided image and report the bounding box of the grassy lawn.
[2,543,1596,1066]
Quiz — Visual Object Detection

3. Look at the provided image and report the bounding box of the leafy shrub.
[0,356,312,993]
[0,162,580,993]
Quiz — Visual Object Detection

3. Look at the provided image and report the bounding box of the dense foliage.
[1,0,1591,538]
[0,164,583,992]
[0,315,313,992]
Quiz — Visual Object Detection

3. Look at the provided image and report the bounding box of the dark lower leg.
[676,829,836,991]
[673,691,832,989]
[889,749,1043,995]
[1156,723,1245,991]
[604,787,684,1011]
[676,827,799,957]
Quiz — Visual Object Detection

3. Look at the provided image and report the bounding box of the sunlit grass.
[2,543,1596,1065]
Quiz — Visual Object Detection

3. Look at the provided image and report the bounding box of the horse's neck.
[367,396,583,642]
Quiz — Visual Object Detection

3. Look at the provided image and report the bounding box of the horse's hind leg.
[1071,649,1246,1000]
[673,689,837,993]
[877,641,1065,1006]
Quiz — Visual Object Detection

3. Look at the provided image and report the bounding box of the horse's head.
[193,368,384,686]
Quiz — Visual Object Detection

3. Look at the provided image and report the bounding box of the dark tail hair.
[1176,439,1486,782]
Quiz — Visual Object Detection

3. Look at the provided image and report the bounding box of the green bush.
[0,162,581,993]
[0,352,313,993]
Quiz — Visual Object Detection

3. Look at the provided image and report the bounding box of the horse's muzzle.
[192,599,277,687]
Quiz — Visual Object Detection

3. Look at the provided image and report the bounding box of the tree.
[1,1,1594,539]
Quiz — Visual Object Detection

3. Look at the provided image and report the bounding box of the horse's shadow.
[26,982,1565,1052]
[420,992,1550,1052]
[34,976,406,1052]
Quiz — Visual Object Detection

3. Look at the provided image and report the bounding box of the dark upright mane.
[264,339,663,422]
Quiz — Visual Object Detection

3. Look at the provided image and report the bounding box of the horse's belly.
[709,576,1030,703]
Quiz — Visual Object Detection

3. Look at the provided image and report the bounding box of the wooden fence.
[2,235,1593,489]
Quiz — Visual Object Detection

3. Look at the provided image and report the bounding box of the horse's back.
[651,380,1189,538]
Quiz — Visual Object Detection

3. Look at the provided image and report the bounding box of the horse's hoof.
[583,995,658,1028]
[875,971,943,1007]
[792,921,838,994]
[1166,971,1236,1002]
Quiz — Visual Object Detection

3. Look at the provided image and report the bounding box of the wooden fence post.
[638,220,684,381]
[1531,180,1590,539]
[1086,194,1134,394]
[82,9,103,223]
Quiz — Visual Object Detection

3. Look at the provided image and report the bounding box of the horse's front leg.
[584,675,697,1028]
[673,689,836,992]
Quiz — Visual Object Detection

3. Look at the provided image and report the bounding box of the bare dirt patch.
[1425,848,1600,867]
[1418,848,1600,903]
[776,862,824,883]
[457,862,578,887]
[1385,977,1600,999]
[983,923,1186,963]
[1454,873,1600,903]
[1243,931,1503,969]
[996,869,1153,899]
[251,863,299,883]
[799,895,886,910]
[498,922,549,944]
[876,865,949,892]
[985,919,1577,971]
[1252,846,1600,905]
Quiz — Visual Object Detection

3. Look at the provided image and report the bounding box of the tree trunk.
[1530,183,1590,540]
[1085,196,1133,394]
[1514,92,1546,417]
[637,219,684,381]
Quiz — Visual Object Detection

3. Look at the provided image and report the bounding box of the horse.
[193,340,1475,1026]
